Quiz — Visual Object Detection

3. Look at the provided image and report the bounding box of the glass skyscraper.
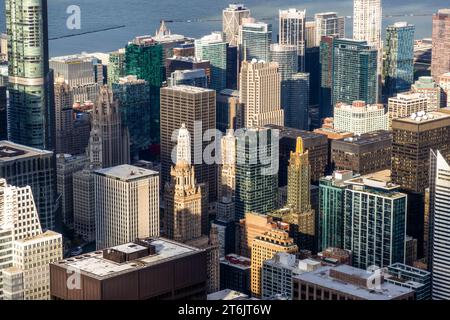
[6,0,54,150]
[332,38,378,106]
[240,21,272,63]
[384,22,415,98]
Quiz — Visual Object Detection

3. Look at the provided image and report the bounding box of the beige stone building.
[388,93,428,129]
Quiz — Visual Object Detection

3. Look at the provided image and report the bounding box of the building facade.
[279,8,307,71]
[431,9,450,81]
[223,4,251,47]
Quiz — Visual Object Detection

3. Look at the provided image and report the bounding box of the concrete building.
[0,85,6,141]
[0,33,7,61]
[160,85,217,202]
[165,56,211,83]
[220,254,251,295]
[73,168,96,242]
[56,154,88,227]
[239,60,284,128]
[217,89,243,132]
[388,93,428,128]
[293,264,414,300]
[333,101,388,135]
[251,229,298,298]
[6,0,54,150]
[344,173,407,269]
[411,76,442,111]
[314,12,345,47]
[279,8,307,71]
[53,77,74,155]
[94,165,160,249]
[353,0,382,49]
[439,72,450,107]
[0,141,56,231]
[262,253,321,299]
[331,131,392,175]
[431,9,450,81]
[318,170,354,251]
[0,179,63,300]
[50,238,207,300]
[386,263,431,300]
[223,4,251,47]
[167,69,208,88]
[429,150,450,300]
[88,86,130,169]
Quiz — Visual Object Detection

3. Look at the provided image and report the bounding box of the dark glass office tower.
[6,0,54,150]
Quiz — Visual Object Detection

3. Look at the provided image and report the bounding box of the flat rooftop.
[54,238,202,280]
[94,164,158,181]
[294,265,414,300]
[265,124,328,144]
[162,84,214,93]
[336,130,392,146]
[207,289,249,301]
[0,141,53,162]
[394,111,450,124]
[220,254,251,270]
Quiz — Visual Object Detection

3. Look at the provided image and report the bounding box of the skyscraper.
[125,36,164,144]
[112,75,151,158]
[411,76,442,111]
[53,77,74,155]
[314,12,345,46]
[223,4,251,47]
[384,22,415,97]
[235,128,279,221]
[319,35,336,120]
[353,0,382,50]
[0,141,56,231]
[332,39,378,106]
[431,9,450,81]
[73,168,96,242]
[429,150,450,300]
[239,60,284,128]
[107,48,126,85]
[0,178,63,300]
[279,8,307,72]
[344,173,407,269]
[164,125,206,242]
[160,86,217,202]
[87,86,130,169]
[388,93,428,129]
[94,165,160,250]
[0,85,6,140]
[168,69,208,88]
[240,20,272,63]
[195,32,227,92]
[6,0,54,150]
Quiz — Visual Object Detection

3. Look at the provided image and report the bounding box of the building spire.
[296,137,304,154]
[176,124,191,165]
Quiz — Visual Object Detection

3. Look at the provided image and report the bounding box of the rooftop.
[53,238,201,280]
[0,141,52,162]
[294,265,414,300]
[220,254,251,270]
[337,130,392,146]
[162,84,214,93]
[396,111,450,124]
[94,164,159,181]
[207,289,249,301]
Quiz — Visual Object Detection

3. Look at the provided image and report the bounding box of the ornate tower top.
[176,124,191,165]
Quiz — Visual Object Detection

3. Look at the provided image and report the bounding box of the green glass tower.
[112,76,151,158]
[6,0,54,150]
[235,127,279,221]
[125,37,164,144]
[332,38,378,106]
[384,22,415,98]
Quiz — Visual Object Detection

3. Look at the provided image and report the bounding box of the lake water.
[0,0,447,57]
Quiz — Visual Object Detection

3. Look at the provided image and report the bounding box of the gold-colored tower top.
[296,137,304,154]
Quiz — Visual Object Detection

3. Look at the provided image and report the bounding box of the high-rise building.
[73,168,96,242]
[319,35,336,119]
[269,44,298,81]
[164,125,206,242]
[279,8,307,72]
[240,20,272,63]
[94,165,160,249]
[431,9,450,81]
[262,253,321,300]
[251,229,298,297]
[344,173,407,269]
[167,69,208,88]
[87,85,130,169]
[56,154,88,227]
[166,56,211,83]
[319,170,354,251]
[6,0,54,150]
[429,150,450,300]
[218,130,236,205]
[220,254,251,295]
[334,101,388,135]
[195,32,227,92]
[217,89,244,132]
[226,44,238,90]
[411,76,442,111]
[314,12,345,46]
[125,36,164,144]
[439,72,450,107]
[53,77,74,155]
[223,4,251,47]
[50,238,207,300]
[332,39,378,106]
[0,85,7,140]
[384,22,415,97]
[0,178,63,300]
[112,75,151,158]
[0,141,56,231]
[388,93,428,129]
[353,0,382,50]
[107,48,126,85]
[235,128,279,221]
[293,264,415,300]
[0,33,7,61]
[305,21,317,49]
[331,131,392,175]
[160,85,217,202]
[50,53,102,103]
[239,60,284,128]
[386,263,431,300]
